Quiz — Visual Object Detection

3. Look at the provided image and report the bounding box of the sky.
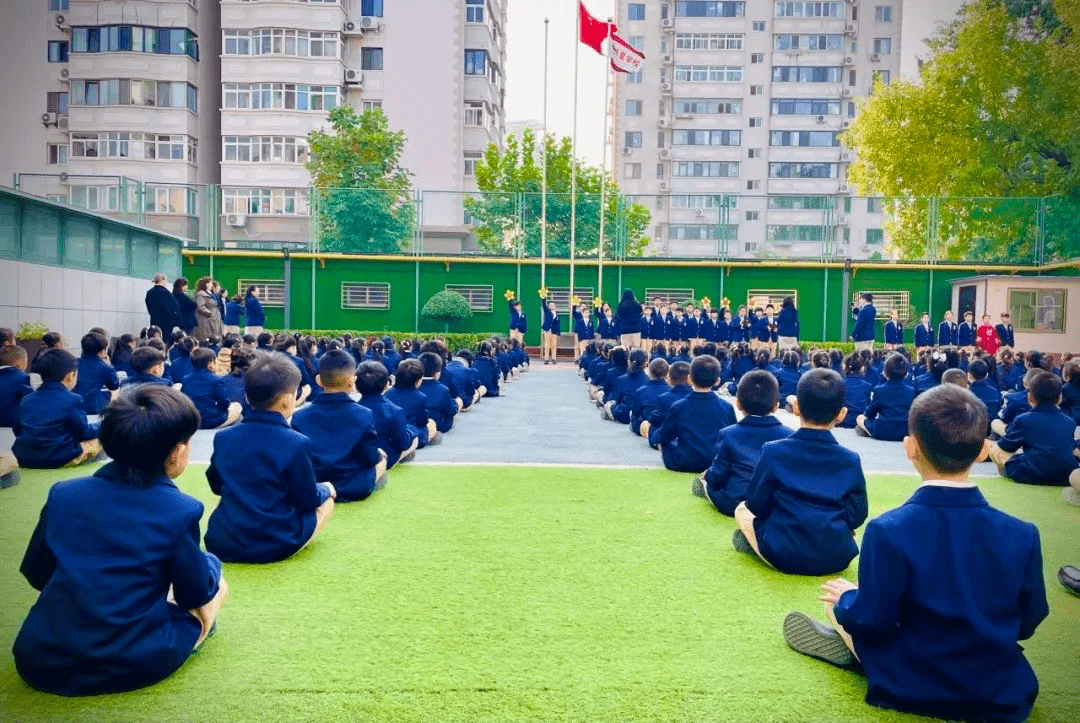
[503,0,969,166]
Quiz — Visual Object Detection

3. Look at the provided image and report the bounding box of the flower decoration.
[538,287,549,298]
[700,296,711,308]
[721,297,731,309]
[571,295,581,306]
[593,297,604,308]
[504,289,516,301]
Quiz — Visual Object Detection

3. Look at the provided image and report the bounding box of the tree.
[307,106,416,253]
[465,129,652,258]
[844,0,1080,262]
[421,290,473,332]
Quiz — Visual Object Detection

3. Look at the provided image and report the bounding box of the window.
[46,91,69,114]
[675,65,742,82]
[768,195,835,210]
[623,163,642,179]
[547,287,595,314]
[47,144,68,165]
[70,132,197,163]
[853,290,910,320]
[774,2,845,18]
[49,0,69,10]
[674,33,743,50]
[671,195,738,209]
[361,47,383,70]
[340,282,390,310]
[746,180,760,190]
[657,163,666,178]
[872,69,892,87]
[669,225,738,241]
[746,211,759,221]
[769,130,839,147]
[747,289,799,310]
[47,40,68,62]
[873,38,892,55]
[72,26,198,59]
[673,161,739,177]
[676,2,747,17]
[767,226,829,242]
[1008,288,1066,333]
[223,136,308,163]
[465,49,487,75]
[627,70,643,84]
[362,99,383,111]
[672,129,741,146]
[775,34,843,51]
[772,66,843,83]
[749,84,764,95]
[239,280,286,308]
[625,99,643,116]
[445,285,493,312]
[867,197,884,213]
[748,148,761,158]
[145,186,197,216]
[749,117,762,127]
[753,21,766,31]
[362,0,384,17]
[645,288,697,306]
[745,242,759,252]
[223,188,310,216]
[875,5,893,22]
[673,98,741,114]
[74,80,198,111]
[464,151,482,176]
[769,162,838,178]
[625,131,643,148]
[751,53,764,63]
[465,0,484,24]
[222,29,337,58]
[465,102,485,126]
[628,3,645,20]
[866,228,884,245]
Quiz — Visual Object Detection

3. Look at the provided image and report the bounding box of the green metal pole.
[310,187,317,330]
[822,268,829,342]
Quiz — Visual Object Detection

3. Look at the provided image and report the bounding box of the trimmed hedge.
[279,330,504,351]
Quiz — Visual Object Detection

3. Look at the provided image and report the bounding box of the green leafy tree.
[844,0,1080,262]
[466,129,652,258]
[421,290,473,332]
[307,106,415,253]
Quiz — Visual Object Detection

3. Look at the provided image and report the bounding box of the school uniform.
[756,316,777,344]
[863,379,916,441]
[851,304,877,344]
[13,462,222,696]
[205,409,331,563]
[385,386,431,446]
[649,311,667,340]
[12,383,100,468]
[629,378,669,436]
[994,322,1015,348]
[683,314,698,342]
[508,301,527,335]
[999,389,1031,428]
[176,368,231,429]
[714,314,731,343]
[381,350,401,375]
[914,373,939,395]
[175,291,197,332]
[639,313,652,341]
[1060,382,1080,426]
[914,322,934,348]
[221,373,250,415]
[725,355,756,396]
[72,355,120,415]
[443,359,475,408]
[833,484,1047,723]
[169,353,193,385]
[968,378,1002,428]
[745,429,868,575]
[774,366,802,399]
[579,350,597,377]
[541,302,561,335]
[588,357,609,388]
[957,321,977,347]
[0,365,34,427]
[291,393,383,502]
[358,393,418,466]
[777,307,799,341]
[111,347,135,377]
[704,416,793,516]
[122,371,171,387]
[654,391,737,473]
[884,320,904,346]
[244,295,266,328]
[223,300,245,329]
[997,403,1079,485]
[474,355,501,397]
[573,310,596,341]
[609,370,647,424]
[698,314,715,344]
[664,313,680,342]
[646,383,693,445]
[840,374,873,428]
[732,315,753,343]
[420,378,456,433]
[284,352,317,399]
[998,363,1023,392]
[937,320,958,347]
[601,364,629,401]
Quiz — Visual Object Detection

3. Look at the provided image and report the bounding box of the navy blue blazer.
[997,404,1079,485]
[385,385,430,445]
[756,316,778,343]
[654,391,737,472]
[1061,383,1080,425]
[834,485,1047,723]
[997,363,1024,392]
[957,321,977,346]
[714,314,731,343]
[731,315,753,342]
[291,393,383,501]
[175,291,197,331]
[12,383,100,468]
[441,360,473,407]
[884,320,904,346]
[777,307,799,338]
[851,304,877,342]
[746,428,868,575]
[0,365,33,427]
[774,366,802,399]
[999,389,1030,426]
[913,323,934,347]
[169,354,193,385]
[244,295,265,327]
[968,378,1001,425]
[994,323,1015,348]
[358,393,416,466]
[474,356,501,397]
[683,314,698,340]
[648,312,666,340]
[704,415,793,516]
[73,355,120,415]
[205,409,331,563]
[221,373,250,415]
[937,320,958,347]
[223,300,245,327]
[863,379,915,441]
[840,375,873,427]
[572,309,595,339]
[420,378,457,433]
[609,370,647,424]
[508,301,527,333]
[630,378,669,435]
[646,384,692,434]
[541,301,561,334]
[180,368,232,429]
[121,371,171,387]
[14,463,221,696]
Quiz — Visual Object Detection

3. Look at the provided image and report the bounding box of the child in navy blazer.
[1061,359,1080,426]
[603,348,648,424]
[180,348,243,429]
[0,344,33,427]
[418,351,458,433]
[474,340,501,397]
[694,370,793,515]
[784,385,1048,723]
[937,310,958,347]
[735,368,867,575]
[913,312,934,350]
[572,303,596,360]
[640,360,691,441]
[541,296,561,364]
[13,385,228,696]
[856,353,914,441]
[773,350,802,399]
[989,371,1079,486]
[839,353,872,429]
[205,353,336,563]
[357,359,420,467]
[991,367,1042,437]
[121,346,172,388]
[73,331,119,415]
[883,310,904,349]
[630,357,669,436]
[13,349,103,468]
[385,358,439,447]
[291,350,388,502]
[966,358,1000,432]
[508,299,527,343]
[653,355,737,473]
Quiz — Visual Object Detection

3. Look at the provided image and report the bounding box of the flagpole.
[569,5,580,303]
[540,18,549,291]
[597,19,613,304]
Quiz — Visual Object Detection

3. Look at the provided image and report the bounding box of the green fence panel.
[21,206,61,265]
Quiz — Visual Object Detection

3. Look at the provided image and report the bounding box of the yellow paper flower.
[593,297,604,308]
[504,289,516,301]
[700,296,711,308]
[538,287,549,298]
[721,297,731,309]
[571,295,581,306]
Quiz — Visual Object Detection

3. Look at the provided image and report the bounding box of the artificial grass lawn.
[0,465,1078,722]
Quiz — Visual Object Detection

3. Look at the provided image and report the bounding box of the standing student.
[731,305,752,343]
[913,312,934,351]
[572,303,596,361]
[883,310,904,350]
[223,294,245,335]
[617,289,643,349]
[244,286,266,336]
[508,298,526,343]
[976,314,1000,355]
[850,293,877,351]
[540,295,561,365]
[13,385,228,696]
[652,355,737,473]
[957,311,977,350]
[777,296,800,350]
[937,310,958,347]
[995,312,1015,349]
[0,345,33,427]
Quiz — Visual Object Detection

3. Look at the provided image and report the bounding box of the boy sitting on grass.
[0,344,33,428]
[205,353,335,563]
[652,355,736,473]
[783,385,1048,723]
[180,347,243,429]
[121,346,172,387]
[356,360,420,468]
[734,368,867,575]
[292,350,388,502]
[988,370,1079,487]
[13,385,228,696]
[693,370,793,516]
[13,349,103,469]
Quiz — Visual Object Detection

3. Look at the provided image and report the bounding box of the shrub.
[421,290,473,332]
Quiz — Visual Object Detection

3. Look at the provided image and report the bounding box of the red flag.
[609,32,645,73]
[579,1,615,55]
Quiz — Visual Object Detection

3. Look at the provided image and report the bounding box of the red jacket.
[977,324,1000,355]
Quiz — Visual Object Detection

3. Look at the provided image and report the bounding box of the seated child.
[13,385,228,696]
[640,360,692,440]
[221,346,254,414]
[291,350,388,502]
[356,360,419,467]
[73,331,120,415]
[856,353,915,441]
[110,333,136,376]
[1060,359,1080,426]
[629,357,669,436]
[122,346,172,387]
[783,384,1048,723]
[941,368,968,388]
[653,355,737,473]
[204,354,336,563]
[838,353,872,429]
[418,351,458,433]
[992,367,1041,437]
[12,349,103,468]
[989,371,1079,486]
[694,370,794,516]
[385,358,439,447]
[966,358,1000,431]
[168,337,197,384]
[446,349,481,408]
[603,349,648,424]
[0,344,33,427]
[474,341,501,397]
[735,368,867,575]
[180,348,243,429]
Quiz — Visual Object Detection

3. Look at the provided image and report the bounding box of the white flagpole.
[569,6,580,303]
[597,19,612,303]
[540,18,549,290]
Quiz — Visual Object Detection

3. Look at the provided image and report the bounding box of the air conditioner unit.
[226,213,247,228]
[622,146,632,155]
[60,68,69,78]
[816,114,826,123]
[837,215,848,224]
[842,121,851,129]
[55,14,66,27]
[360,16,379,30]
[695,209,705,217]
[841,87,853,97]
[42,112,56,126]
[662,18,673,28]
[845,24,857,35]
[345,68,363,85]
[658,117,669,127]
[659,181,668,190]
[660,149,670,159]
[661,82,671,92]
[844,56,854,65]
[861,244,871,252]
[58,172,69,182]
[870,53,881,62]
[840,184,850,192]
[663,54,672,64]
[57,115,68,129]
[344,21,358,33]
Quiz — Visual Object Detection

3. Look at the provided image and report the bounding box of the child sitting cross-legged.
[640,360,692,442]
[385,358,440,447]
[12,385,228,696]
[204,353,336,563]
[356,360,420,467]
[734,368,868,575]
[693,370,794,516]
[652,355,737,473]
[418,351,459,433]
[629,357,669,436]
[783,384,1049,722]
[0,344,33,428]
[180,347,243,429]
[72,331,120,415]
[121,346,172,387]
[856,353,915,442]
[13,348,103,469]
[988,370,1079,488]
[291,350,388,502]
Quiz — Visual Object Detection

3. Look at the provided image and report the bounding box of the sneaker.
[374,472,389,491]
[1059,565,1080,597]
[691,476,707,498]
[0,469,21,489]
[427,432,443,446]
[995,461,1008,478]
[600,405,613,421]
[399,449,417,464]
[1063,486,1080,507]
[732,529,754,554]
[854,424,869,438]
[783,612,857,668]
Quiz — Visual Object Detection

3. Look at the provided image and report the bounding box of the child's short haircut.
[190,347,215,371]
[883,352,909,381]
[669,361,691,385]
[908,385,988,475]
[394,358,424,389]
[355,360,390,396]
[242,334,256,345]
[32,348,77,383]
[648,357,669,380]
[737,369,780,416]
[1029,371,1062,406]
[230,347,254,375]
[1022,367,1045,387]
[941,368,969,388]
[0,327,14,345]
[795,368,846,425]
[99,385,200,486]
[257,332,273,347]
[317,350,356,389]
[245,352,301,409]
[418,351,443,377]
[0,344,27,367]
[967,358,989,380]
[455,349,475,365]
[131,346,165,373]
[80,332,108,357]
[689,354,721,389]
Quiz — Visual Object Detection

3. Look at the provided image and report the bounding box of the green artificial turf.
[0,465,1078,722]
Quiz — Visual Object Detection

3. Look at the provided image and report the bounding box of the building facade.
[613,0,902,259]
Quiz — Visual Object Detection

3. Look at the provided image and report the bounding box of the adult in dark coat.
[144,273,181,337]
[616,289,644,349]
[173,277,198,334]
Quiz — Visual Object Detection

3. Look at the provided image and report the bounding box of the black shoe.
[1059,566,1080,596]
[691,477,707,498]
[0,469,20,489]
[732,529,754,554]
[783,612,857,668]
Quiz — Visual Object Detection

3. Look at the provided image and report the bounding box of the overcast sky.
[504,0,968,166]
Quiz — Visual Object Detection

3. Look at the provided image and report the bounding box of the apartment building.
[613,0,902,259]
[0,0,507,251]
